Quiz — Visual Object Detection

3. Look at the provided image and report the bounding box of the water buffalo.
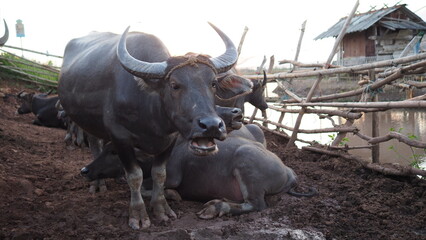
[81,123,317,218]
[81,105,243,193]
[167,128,317,219]
[58,23,249,229]
[17,91,67,129]
[0,19,8,46]
[215,70,268,112]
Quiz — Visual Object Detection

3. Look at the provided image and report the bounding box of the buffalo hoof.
[196,199,231,219]
[155,206,177,224]
[129,217,151,230]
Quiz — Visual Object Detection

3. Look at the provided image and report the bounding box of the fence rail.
[0,47,60,88]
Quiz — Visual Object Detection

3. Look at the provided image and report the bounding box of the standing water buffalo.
[17,91,67,129]
[58,23,250,229]
[0,19,9,46]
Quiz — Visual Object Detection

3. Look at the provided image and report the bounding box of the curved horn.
[17,90,25,98]
[262,70,267,87]
[0,19,9,46]
[208,22,238,74]
[117,26,167,79]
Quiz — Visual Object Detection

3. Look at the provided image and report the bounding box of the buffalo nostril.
[198,117,223,130]
[231,108,241,114]
[80,167,89,175]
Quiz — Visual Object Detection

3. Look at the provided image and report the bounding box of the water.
[245,103,426,167]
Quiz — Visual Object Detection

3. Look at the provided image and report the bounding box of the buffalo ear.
[216,74,253,99]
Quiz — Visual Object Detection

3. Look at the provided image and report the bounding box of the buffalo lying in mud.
[81,123,317,218]
[17,91,67,129]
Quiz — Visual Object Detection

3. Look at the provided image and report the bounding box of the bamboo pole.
[248,108,258,123]
[294,20,306,62]
[281,68,402,104]
[257,55,267,74]
[369,70,380,163]
[2,44,63,58]
[275,79,303,102]
[279,59,340,68]
[250,116,357,134]
[286,0,359,148]
[286,100,426,108]
[268,105,362,119]
[289,20,307,72]
[368,132,426,148]
[243,52,426,81]
[255,124,317,145]
[328,145,373,150]
[406,80,426,88]
[237,26,249,56]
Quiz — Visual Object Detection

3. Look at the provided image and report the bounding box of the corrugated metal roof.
[380,20,426,31]
[314,5,426,40]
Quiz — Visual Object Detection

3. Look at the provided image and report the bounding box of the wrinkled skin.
[58,24,246,229]
[17,92,67,129]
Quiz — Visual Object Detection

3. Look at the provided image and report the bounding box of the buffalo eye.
[170,82,180,90]
[211,80,218,89]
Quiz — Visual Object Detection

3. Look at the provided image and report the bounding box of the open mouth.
[230,114,243,130]
[189,137,218,156]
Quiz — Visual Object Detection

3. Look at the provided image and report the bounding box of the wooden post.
[249,108,258,123]
[276,108,286,131]
[286,0,359,149]
[406,88,414,99]
[370,69,380,163]
[291,20,307,72]
[237,26,249,56]
[262,110,268,127]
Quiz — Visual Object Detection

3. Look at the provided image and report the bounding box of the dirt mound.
[0,80,425,240]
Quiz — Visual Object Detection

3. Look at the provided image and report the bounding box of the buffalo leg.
[150,149,177,222]
[112,138,150,230]
[88,179,107,193]
[196,168,265,219]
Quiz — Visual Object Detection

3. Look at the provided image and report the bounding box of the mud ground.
[0,80,425,240]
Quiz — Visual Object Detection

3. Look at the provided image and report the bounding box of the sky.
[1,0,426,69]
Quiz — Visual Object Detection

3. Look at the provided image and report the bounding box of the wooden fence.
[239,1,426,178]
[0,45,61,88]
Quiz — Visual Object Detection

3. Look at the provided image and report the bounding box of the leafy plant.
[388,127,425,170]
[327,133,349,146]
